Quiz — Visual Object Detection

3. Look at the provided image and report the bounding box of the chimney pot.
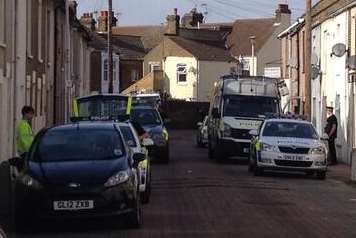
[276,4,291,14]
[174,8,178,15]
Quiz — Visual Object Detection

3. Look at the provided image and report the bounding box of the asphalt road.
[6,130,356,238]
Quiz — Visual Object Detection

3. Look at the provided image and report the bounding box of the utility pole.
[304,0,312,119]
[108,0,114,93]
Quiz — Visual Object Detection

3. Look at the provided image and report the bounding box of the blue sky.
[76,0,318,26]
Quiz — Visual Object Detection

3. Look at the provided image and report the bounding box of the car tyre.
[215,140,227,164]
[208,140,214,160]
[161,145,170,164]
[316,171,326,180]
[141,173,151,204]
[126,195,142,229]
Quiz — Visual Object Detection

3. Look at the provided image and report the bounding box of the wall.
[311,25,323,135]
[120,59,143,91]
[198,61,236,102]
[164,56,197,101]
[320,12,350,163]
[257,12,291,77]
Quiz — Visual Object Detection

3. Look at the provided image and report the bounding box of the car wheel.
[141,173,151,204]
[126,194,142,229]
[316,171,326,180]
[196,134,203,147]
[248,154,254,172]
[253,159,263,176]
[161,145,170,163]
[208,140,214,160]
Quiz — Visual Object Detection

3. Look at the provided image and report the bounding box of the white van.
[207,75,281,162]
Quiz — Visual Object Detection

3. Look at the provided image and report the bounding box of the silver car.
[249,118,328,179]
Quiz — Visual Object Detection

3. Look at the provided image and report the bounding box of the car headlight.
[20,174,42,189]
[222,123,231,137]
[262,143,279,152]
[162,128,169,141]
[310,146,326,155]
[104,170,130,187]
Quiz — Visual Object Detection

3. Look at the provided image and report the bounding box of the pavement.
[3,130,356,238]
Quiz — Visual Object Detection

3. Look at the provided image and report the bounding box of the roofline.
[277,18,305,39]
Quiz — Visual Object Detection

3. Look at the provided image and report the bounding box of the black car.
[10,121,145,231]
[129,106,170,163]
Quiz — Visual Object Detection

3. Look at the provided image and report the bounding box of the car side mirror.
[212,108,220,119]
[197,122,203,127]
[142,138,154,147]
[133,152,145,167]
[249,129,258,137]
[321,133,329,141]
[8,157,25,171]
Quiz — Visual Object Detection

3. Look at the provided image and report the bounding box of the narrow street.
[9,130,356,238]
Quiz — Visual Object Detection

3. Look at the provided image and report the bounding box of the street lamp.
[249,35,256,76]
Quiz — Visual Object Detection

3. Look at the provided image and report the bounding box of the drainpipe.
[196,61,199,101]
[11,0,18,156]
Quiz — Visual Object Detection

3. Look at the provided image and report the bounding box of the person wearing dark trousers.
[324,106,338,165]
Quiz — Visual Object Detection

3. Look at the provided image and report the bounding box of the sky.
[76,0,319,26]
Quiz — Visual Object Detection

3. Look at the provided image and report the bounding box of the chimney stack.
[97,10,117,32]
[165,8,180,36]
[80,12,96,31]
[275,4,291,26]
[181,8,204,28]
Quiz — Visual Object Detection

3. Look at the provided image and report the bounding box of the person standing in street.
[324,106,338,165]
[16,106,35,159]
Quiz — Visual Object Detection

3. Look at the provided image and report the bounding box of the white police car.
[249,118,328,179]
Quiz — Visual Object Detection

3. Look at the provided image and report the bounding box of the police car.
[118,122,153,204]
[249,118,328,179]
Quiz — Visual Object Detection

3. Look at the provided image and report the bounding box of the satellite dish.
[311,65,320,80]
[332,43,347,57]
[311,53,319,65]
[347,55,356,69]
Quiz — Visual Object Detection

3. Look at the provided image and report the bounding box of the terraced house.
[278,0,356,164]
[0,0,92,162]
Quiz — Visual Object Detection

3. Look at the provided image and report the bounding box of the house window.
[0,0,5,45]
[27,0,33,57]
[177,64,187,83]
[131,69,139,82]
[149,62,161,72]
[102,57,119,81]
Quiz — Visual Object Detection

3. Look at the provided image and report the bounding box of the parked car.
[0,227,7,238]
[129,106,170,163]
[249,118,328,179]
[196,116,208,147]
[119,122,153,204]
[9,121,145,231]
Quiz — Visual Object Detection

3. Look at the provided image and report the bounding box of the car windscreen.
[35,129,125,162]
[119,126,137,147]
[223,95,278,117]
[78,99,128,117]
[131,108,162,126]
[262,121,318,139]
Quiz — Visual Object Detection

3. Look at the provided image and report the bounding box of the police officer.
[325,106,338,165]
[16,106,35,159]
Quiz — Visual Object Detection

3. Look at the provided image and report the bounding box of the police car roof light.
[70,115,130,123]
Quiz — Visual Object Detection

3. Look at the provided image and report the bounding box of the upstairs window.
[177,64,187,83]
[0,0,5,45]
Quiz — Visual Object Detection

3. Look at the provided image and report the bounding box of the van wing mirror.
[249,129,258,137]
[133,152,146,167]
[212,108,220,119]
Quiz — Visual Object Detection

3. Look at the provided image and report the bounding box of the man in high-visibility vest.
[16,106,35,158]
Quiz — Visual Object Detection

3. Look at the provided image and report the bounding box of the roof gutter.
[277,18,305,39]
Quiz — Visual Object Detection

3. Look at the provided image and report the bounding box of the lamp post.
[249,35,256,76]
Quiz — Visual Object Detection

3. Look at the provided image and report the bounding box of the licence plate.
[284,155,305,161]
[243,148,250,153]
[53,200,94,211]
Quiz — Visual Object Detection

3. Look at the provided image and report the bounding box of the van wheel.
[208,141,214,160]
[215,141,227,164]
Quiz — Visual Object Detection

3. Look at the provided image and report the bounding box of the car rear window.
[262,121,318,139]
[119,126,137,147]
[35,128,125,162]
